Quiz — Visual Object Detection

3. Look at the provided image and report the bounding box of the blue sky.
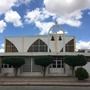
[0,0,90,52]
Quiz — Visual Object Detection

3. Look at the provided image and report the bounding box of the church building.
[0,23,90,76]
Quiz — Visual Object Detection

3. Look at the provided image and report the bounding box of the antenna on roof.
[55,19,58,25]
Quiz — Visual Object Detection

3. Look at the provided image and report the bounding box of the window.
[50,57,64,68]
[28,39,50,52]
[1,64,12,68]
[65,39,74,52]
[5,39,18,52]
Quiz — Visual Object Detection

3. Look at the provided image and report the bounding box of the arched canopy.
[27,39,51,52]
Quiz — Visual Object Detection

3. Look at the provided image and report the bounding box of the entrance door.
[49,57,64,74]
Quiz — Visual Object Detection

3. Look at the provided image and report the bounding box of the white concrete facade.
[5,33,75,53]
[0,33,89,77]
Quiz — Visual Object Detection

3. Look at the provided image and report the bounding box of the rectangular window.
[49,57,64,68]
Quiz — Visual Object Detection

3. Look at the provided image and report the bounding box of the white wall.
[1,68,14,76]
[83,62,90,75]
[6,34,74,53]
[64,64,72,76]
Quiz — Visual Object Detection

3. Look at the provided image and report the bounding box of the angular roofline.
[5,33,75,39]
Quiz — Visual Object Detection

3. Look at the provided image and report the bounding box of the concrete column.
[31,57,33,72]
[48,34,50,53]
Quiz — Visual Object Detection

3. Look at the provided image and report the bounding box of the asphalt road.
[0,86,90,90]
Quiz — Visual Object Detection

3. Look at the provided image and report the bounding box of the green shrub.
[64,55,87,76]
[75,68,89,80]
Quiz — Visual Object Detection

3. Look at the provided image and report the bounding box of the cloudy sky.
[0,0,90,52]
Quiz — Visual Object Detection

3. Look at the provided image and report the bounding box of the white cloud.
[0,20,7,33]
[76,41,90,51]
[35,21,54,35]
[0,0,17,14]
[25,8,55,23]
[24,6,83,35]
[0,43,4,53]
[0,0,31,14]
[5,10,22,27]
[25,8,74,35]
[0,48,4,53]
[25,8,56,35]
[57,11,82,27]
[40,8,56,20]
[25,6,83,33]
[44,0,86,27]
[44,0,90,16]
[57,31,68,34]
[25,8,41,23]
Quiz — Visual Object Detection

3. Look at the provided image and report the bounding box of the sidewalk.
[0,76,90,86]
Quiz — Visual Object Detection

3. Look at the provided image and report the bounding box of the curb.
[0,82,90,86]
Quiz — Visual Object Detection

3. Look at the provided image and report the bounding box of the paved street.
[0,86,90,90]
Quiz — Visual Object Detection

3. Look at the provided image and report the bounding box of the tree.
[2,57,25,76]
[34,56,53,77]
[75,68,89,80]
[64,55,87,76]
